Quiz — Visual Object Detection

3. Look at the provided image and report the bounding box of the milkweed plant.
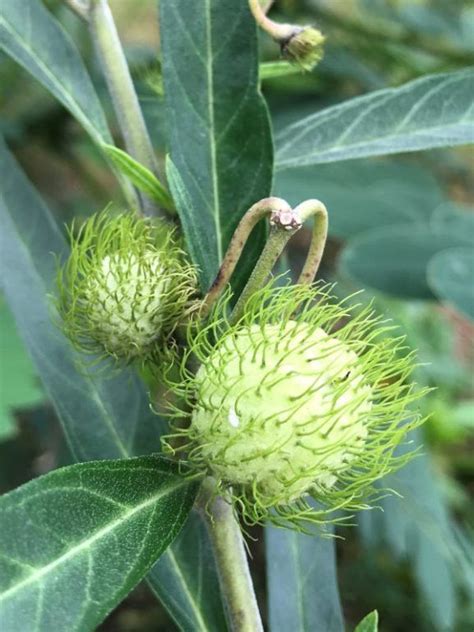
[4,0,470,630]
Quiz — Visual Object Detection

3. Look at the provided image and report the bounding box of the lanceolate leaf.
[102,144,175,211]
[275,68,474,169]
[0,139,226,632]
[354,611,379,632]
[358,432,461,631]
[266,526,344,632]
[0,138,163,462]
[151,510,228,632]
[0,0,112,146]
[0,456,198,631]
[159,0,273,291]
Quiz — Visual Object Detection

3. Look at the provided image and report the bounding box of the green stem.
[200,479,263,632]
[260,60,302,81]
[230,198,328,323]
[203,197,291,315]
[230,224,295,324]
[88,0,163,216]
[294,199,328,285]
[197,199,328,631]
[248,0,295,41]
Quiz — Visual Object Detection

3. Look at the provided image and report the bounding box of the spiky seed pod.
[281,26,325,72]
[56,210,198,363]
[163,283,427,531]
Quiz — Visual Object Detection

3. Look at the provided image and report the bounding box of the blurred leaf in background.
[0,301,44,442]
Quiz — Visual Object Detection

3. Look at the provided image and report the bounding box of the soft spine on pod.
[163,282,427,531]
[56,210,197,363]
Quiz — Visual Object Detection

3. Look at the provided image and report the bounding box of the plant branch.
[88,0,164,216]
[197,199,327,628]
[199,480,263,632]
[261,0,275,14]
[230,205,303,324]
[203,197,291,315]
[248,0,296,41]
[260,60,302,81]
[294,199,328,285]
[230,199,328,321]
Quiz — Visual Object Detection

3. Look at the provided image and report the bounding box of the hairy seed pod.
[163,283,427,531]
[56,210,197,362]
[192,322,372,502]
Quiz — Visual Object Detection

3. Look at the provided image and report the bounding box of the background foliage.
[0,0,473,630]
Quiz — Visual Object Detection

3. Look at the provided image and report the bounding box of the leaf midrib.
[204,0,222,263]
[275,69,474,167]
[276,119,474,168]
[276,68,473,143]
[163,548,209,632]
[0,476,189,604]
[290,533,306,632]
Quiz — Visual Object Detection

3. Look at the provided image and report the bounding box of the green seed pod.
[57,210,197,362]
[281,26,325,72]
[164,283,427,530]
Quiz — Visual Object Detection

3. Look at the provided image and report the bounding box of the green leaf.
[259,60,301,80]
[0,0,112,146]
[266,525,344,632]
[358,431,460,631]
[354,610,379,632]
[102,144,175,211]
[275,159,443,239]
[0,302,44,442]
[275,68,474,169]
[431,202,474,235]
[151,510,227,632]
[0,140,164,461]
[0,455,198,631]
[428,247,474,320]
[0,138,226,631]
[159,0,273,291]
[340,223,473,299]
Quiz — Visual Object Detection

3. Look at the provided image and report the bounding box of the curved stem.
[248,0,295,41]
[89,0,164,217]
[230,225,294,324]
[200,479,263,632]
[261,0,275,13]
[231,199,328,321]
[196,200,328,629]
[294,199,329,285]
[202,197,291,315]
